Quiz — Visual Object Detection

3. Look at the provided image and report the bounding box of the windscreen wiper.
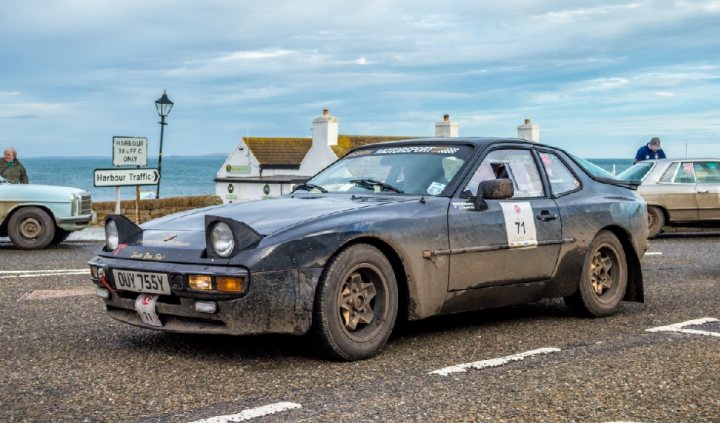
[292,183,328,193]
[349,179,404,193]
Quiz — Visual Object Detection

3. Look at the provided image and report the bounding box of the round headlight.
[105,220,119,250]
[211,222,235,257]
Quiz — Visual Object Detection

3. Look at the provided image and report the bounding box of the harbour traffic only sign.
[113,137,148,166]
[94,168,160,187]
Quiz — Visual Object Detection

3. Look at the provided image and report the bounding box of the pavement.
[0,234,719,422]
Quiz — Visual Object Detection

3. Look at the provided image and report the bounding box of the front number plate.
[135,294,162,327]
[112,269,171,295]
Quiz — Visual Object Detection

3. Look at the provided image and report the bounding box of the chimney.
[517,118,540,142]
[435,114,459,138]
[312,108,339,147]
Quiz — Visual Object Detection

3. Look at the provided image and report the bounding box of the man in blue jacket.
[634,137,666,164]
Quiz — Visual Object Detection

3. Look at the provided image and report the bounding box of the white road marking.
[19,289,95,301]
[645,251,663,256]
[430,347,561,376]
[646,317,720,338]
[0,269,88,279]
[189,402,302,423]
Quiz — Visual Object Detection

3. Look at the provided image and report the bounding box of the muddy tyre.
[8,207,56,250]
[311,244,398,360]
[647,206,665,238]
[564,230,628,317]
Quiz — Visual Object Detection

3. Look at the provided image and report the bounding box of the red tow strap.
[98,274,116,292]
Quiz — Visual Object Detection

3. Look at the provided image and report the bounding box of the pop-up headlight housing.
[104,214,143,251]
[205,215,262,259]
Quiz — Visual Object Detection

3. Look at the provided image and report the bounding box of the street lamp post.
[154,89,174,199]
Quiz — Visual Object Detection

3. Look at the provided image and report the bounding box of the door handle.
[536,210,558,221]
[697,189,710,194]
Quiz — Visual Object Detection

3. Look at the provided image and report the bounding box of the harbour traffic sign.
[94,168,160,187]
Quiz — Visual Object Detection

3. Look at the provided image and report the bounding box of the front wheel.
[647,206,665,238]
[564,230,628,317]
[8,207,56,250]
[311,244,398,360]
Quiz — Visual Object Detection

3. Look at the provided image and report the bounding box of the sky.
[1,0,719,159]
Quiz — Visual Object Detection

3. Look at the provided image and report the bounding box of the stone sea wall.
[92,195,223,224]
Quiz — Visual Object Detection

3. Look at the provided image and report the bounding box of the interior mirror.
[473,179,514,210]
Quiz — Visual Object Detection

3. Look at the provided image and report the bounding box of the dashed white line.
[430,347,561,376]
[645,251,663,256]
[646,317,720,338]
[188,402,302,423]
[0,269,88,278]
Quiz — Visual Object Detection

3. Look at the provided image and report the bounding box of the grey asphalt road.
[0,235,718,422]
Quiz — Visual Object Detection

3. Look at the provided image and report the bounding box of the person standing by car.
[634,137,666,164]
[0,147,29,184]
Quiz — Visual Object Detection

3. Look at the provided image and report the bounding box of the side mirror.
[473,179,514,210]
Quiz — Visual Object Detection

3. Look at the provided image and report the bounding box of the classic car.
[88,138,647,360]
[0,176,93,249]
[616,158,720,237]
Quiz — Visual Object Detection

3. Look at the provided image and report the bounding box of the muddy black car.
[88,138,648,360]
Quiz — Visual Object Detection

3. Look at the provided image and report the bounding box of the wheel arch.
[327,236,411,323]
[601,225,644,303]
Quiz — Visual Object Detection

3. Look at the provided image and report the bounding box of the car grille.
[81,194,92,215]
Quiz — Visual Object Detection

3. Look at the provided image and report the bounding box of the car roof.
[356,137,548,149]
[640,158,720,163]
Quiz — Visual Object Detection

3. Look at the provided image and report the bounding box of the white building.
[215,109,428,203]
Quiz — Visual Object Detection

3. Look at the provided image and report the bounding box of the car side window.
[658,162,679,183]
[539,152,579,196]
[464,149,544,198]
[693,162,720,183]
[674,162,696,184]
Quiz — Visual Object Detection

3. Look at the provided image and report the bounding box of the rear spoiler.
[595,177,641,190]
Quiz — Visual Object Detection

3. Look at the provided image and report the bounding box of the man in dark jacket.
[634,137,666,164]
[0,147,29,183]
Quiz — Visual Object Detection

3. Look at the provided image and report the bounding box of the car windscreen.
[301,145,474,196]
[616,162,655,181]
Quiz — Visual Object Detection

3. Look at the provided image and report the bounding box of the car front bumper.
[88,256,322,336]
[57,214,93,231]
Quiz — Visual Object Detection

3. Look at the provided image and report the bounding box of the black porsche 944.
[88,138,648,360]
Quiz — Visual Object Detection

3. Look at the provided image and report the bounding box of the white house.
[215,110,460,203]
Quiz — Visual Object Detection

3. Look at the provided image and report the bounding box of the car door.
[693,161,720,220]
[447,147,562,291]
[663,161,699,221]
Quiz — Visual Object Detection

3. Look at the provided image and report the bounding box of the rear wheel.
[564,230,628,317]
[647,206,665,238]
[311,244,398,360]
[8,207,56,249]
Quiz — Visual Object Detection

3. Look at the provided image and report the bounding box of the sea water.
[22,156,226,201]
[19,156,634,201]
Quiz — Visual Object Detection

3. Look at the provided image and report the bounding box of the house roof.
[244,137,312,168]
[243,135,417,168]
[331,135,416,158]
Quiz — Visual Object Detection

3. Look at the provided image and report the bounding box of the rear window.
[571,155,616,179]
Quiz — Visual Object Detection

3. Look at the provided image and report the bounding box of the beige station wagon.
[617,159,720,237]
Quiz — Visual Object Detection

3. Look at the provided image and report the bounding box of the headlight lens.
[71,195,79,216]
[211,222,234,257]
[105,220,119,250]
